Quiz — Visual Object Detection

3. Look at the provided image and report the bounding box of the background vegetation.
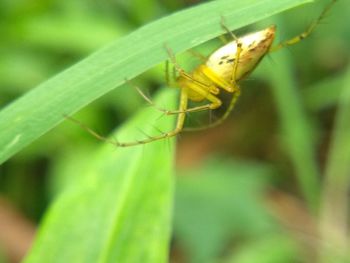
[0,0,349,262]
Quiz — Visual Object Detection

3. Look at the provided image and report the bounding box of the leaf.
[263,17,321,211]
[24,89,176,263]
[319,66,350,263]
[0,0,312,164]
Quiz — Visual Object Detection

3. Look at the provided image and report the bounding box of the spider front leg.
[184,20,243,131]
[132,46,222,116]
[219,17,243,121]
[183,82,241,131]
[124,59,180,116]
[127,67,220,116]
[114,87,189,146]
[69,87,189,147]
[220,16,242,89]
[135,84,220,115]
[269,0,337,52]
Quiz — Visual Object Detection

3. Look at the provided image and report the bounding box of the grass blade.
[319,67,350,262]
[24,89,176,263]
[265,41,320,211]
[0,0,311,164]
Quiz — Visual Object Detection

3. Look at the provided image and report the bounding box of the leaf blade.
[24,89,176,263]
[0,0,312,164]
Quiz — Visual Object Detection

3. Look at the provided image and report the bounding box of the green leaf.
[264,45,320,212]
[0,0,312,164]
[24,89,176,263]
[319,66,350,263]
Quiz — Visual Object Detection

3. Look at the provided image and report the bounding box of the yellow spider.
[67,0,337,147]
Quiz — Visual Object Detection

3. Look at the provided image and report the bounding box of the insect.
[67,0,337,147]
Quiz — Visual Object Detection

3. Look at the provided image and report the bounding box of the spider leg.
[64,114,117,145]
[114,87,189,146]
[164,44,213,89]
[66,88,189,147]
[184,18,243,131]
[128,46,223,116]
[128,78,219,115]
[269,0,337,52]
[186,49,207,62]
[183,89,241,132]
[220,16,243,85]
[165,60,171,87]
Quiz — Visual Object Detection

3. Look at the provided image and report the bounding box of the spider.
[67,0,337,147]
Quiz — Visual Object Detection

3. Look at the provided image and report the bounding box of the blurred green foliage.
[174,158,278,262]
[0,0,350,262]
